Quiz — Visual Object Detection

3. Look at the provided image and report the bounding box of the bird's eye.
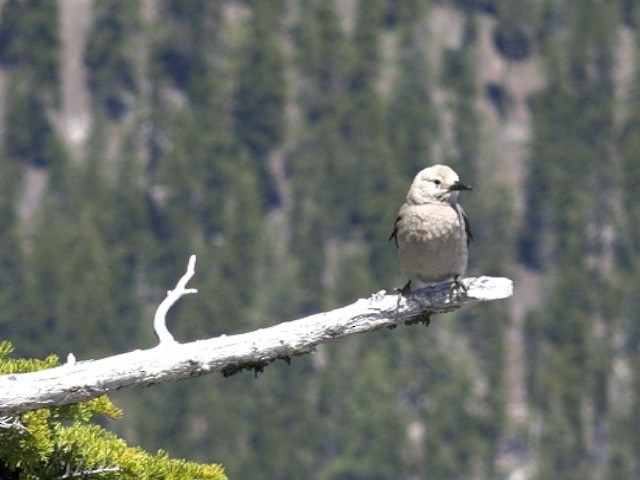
[432,179,441,186]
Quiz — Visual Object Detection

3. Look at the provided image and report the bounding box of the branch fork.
[153,254,198,345]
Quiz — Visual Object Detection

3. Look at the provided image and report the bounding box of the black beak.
[449,181,472,191]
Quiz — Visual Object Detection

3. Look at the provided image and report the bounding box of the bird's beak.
[449,181,473,191]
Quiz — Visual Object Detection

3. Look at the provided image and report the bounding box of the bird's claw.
[393,281,412,308]
[395,280,412,295]
[451,275,467,295]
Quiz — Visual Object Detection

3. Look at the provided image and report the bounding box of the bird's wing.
[389,215,401,248]
[390,204,411,247]
[461,208,473,245]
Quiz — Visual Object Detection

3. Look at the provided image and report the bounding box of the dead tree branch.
[0,256,512,416]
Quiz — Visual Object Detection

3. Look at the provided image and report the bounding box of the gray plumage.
[390,165,472,291]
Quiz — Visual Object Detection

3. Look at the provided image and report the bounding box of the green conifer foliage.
[441,16,480,187]
[4,78,64,169]
[0,342,226,479]
[522,1,619,477]
[0,0,60,94]
[153,0,222,102]
[0,0,65,169]
[493,0,535,62]
[616,20,640,479]
[343,0,399,283]
[387,1,439,179]
[233,0,286,208]
[84,0,140,120]
[0,153,27,344]
[289,0,351,308]
[318,351,409,480]
[619,34,640,261]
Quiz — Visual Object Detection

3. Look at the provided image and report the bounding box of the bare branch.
[0,274,512,416]
[153,254,198,345]
[60,466,122,479]
[0,415,26,432]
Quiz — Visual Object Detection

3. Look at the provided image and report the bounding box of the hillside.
[0,1,639,478]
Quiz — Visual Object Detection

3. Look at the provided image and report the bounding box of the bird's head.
[407,164,472,205]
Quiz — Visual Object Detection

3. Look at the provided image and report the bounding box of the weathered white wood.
[0,276,512,415]
[153,254,198,345]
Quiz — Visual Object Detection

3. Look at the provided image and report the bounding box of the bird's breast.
[397,204,465,245]
[395,203,469,284]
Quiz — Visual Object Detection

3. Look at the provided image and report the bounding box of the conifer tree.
[0,342,226,479]
[84,0,140,120]
[319,350,409,480]
[0,153,26,345]
[233,0,286,207]
[154,0,222,103]
[234,0,285,158]
[344,0,398,283]
[290,0,350,309]
[387,0,439,179]
[0,0,66,170]
[523,2,618,477]
[615,13,640,477]
[0,0,59,94]
[441,16,480,187]
[493,0,535,62]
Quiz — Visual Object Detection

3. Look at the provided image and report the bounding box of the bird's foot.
[398,280,412,295]
[393,281,411,308]
[451,275,467,295]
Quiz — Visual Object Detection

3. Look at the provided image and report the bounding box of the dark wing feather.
[462,210,473,245]
[389,216,401,248]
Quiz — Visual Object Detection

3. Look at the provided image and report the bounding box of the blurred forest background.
[0,0,639,478]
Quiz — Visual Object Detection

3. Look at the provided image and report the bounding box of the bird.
[389,164,473,294]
